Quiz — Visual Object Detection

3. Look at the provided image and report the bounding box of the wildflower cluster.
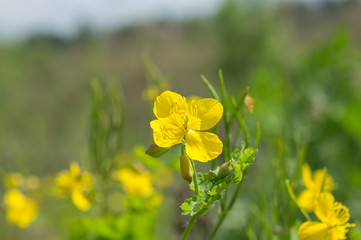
[2,65,357,240]
[297,163,334,212]
[116,165,163,211]
[54,162,94,211]
[288,164,356,240]
[2,173,40,228]
[298,192,355,240]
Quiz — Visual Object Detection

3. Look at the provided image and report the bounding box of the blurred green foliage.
[1,0,361,239]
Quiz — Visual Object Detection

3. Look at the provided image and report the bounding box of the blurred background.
[1,0,361,239]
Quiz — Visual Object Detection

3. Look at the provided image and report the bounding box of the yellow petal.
[153,90,187,119]
[313,169,334,192]
[70,162,80,177]
[186,96,200,103]
[4,190,38,228]
[150,115,185,148]
[314,192,335,223]
[4,189,25,207]
[298,222,328,240]
[328,225,350,240]
[188,98,223,131]
[302,164,313,189]
[185,131,223,162]
[71,189,91,211]
[298,189,316,212]
[118,169,154,197]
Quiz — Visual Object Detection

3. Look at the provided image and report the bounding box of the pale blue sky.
[0,0,223,40]
[0,0,347,41]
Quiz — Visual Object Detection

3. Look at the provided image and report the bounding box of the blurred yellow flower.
[298,192,355,240]
[118,168,154,197]
[71,188,92,211]
[5,173,25,188]
[55,162,93,211]
[298,164,334,212]
[4,189,38,228]
[150,90,223,162]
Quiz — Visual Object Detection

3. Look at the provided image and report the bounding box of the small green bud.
[145,144,169,157]
[218,161,232,179]
[209,170,218,179]
[180,153,194,184]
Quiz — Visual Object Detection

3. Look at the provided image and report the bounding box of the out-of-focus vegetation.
[1,0,361,239]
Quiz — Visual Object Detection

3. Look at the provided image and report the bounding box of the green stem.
[190,158,199,196]
[211,159,217,170]
[211,124,219,170]
[181,214,199,240]
[285,179,311,221]
[320,168,327,193]
[233,128,242,149]
[236,113,250,148]
[219,70,231,162]
[229,88,249,124]
[209,209,229,240]
[210,180,244,239]
[201,75,220,101]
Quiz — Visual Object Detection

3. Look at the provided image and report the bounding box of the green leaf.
[232,147,257,171]
[181,147,257,217]
[240,148,256,163]
[181,202,192,212]
[181,159,244,217]
[181,196,208,217]
[231,161,242,183]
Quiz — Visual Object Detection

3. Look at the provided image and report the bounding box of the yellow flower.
[71,188,92,211]
[298,164,334,212]
[118,168,154,197]
[4,189,38,228]
[54,162,93,211]
[150,90,223,162]
[298,192,355,240]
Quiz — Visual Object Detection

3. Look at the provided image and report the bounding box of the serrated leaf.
[231,161,243,183]
[181,159,245,217]
[240,148,256,164]
[181,196,208,217]
[181,147,258,217]
[181,202,192,212]
[231,147,257,171]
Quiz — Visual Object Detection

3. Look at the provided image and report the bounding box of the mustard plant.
[146,70,260,239]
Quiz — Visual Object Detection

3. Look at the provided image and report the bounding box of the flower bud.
[218,161,232,179]
[180,153,193,184]
[145,144,169,157]
[244,94,256,113]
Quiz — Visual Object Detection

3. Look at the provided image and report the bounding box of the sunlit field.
[1,0,361,239]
